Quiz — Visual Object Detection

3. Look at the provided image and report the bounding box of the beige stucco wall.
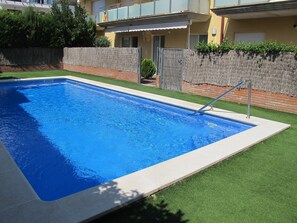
[105,32,116,47]
[159,29,187,48]
[190,21,214,45]
[207,0,222,44]
[80,0,92,14]
[114,29,188,59]
[140,32,152,59]
[114,32,150,58]
[105,0,118,8]
[224,16,297,44]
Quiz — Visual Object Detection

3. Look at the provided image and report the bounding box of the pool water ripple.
[0,79,253,201]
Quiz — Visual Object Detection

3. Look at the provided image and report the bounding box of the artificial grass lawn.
[1,70,297,222]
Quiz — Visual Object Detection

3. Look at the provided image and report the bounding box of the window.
[235,33,265,43]
[121,37,138,48]
[190,34,208,49]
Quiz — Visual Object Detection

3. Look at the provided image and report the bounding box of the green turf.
[1,70,296,222]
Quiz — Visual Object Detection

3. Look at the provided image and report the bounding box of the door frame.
[151,35,165,62]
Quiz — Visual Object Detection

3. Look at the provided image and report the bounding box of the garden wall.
[183,50,297,97]
[0,48,63,72]
[182,50,297,114]
[63,47,141,83]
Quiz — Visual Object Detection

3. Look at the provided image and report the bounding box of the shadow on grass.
[90,181,188,223]
[78,180,188,223]
[92,199,188,223]
[0,76,19,80]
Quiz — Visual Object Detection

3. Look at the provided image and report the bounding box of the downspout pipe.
[187,20,192,49]
[220,16,225,44]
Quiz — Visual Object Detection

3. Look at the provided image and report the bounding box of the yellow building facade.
[80,0,297,59]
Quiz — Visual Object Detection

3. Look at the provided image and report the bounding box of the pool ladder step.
[196,80,252,119]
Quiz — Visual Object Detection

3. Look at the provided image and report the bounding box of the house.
[81,0,297,60]
[0,0,53,12]
[81,0,221,61]
[0,0,78,13]
[212,0,297,44]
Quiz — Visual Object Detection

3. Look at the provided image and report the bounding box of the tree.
[23,7,53,47]
[72,4,96,47]
[0,0,96,48]
[50,0,75,47]
[50,0,96,48]
[0,10,27,48]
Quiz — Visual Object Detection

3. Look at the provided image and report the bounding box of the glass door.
[152,36,165,63]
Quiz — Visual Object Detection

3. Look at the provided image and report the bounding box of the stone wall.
[63,47,141,83]
[157,49,297,114]
[183,50,297,97]
[0,48,63,72]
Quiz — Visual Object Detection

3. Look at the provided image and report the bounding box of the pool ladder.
[196,80,252,119]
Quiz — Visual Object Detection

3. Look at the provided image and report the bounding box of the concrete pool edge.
[0,76,290,222]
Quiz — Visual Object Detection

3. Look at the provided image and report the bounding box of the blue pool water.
[0,79,253,201]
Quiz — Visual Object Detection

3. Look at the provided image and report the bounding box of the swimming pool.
[0,78,253,201]
[0,76,289,222]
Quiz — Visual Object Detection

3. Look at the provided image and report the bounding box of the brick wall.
[183,82,297,114]
[63,64,139,83]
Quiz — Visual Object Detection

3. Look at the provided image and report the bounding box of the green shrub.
[0,0,96,48]
[195,39,297,54]
[195,41,218,53]
[218,38,233,53]
[141,59,156,79]
[94,36,111,47]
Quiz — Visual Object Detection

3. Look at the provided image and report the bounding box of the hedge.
[195,39,297,54]
[0,0,96,48]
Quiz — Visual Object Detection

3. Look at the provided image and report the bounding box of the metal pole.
[197,81,244,113]
[138,47,142,84]
[160,48,164,89]
[127,4,129,18]
[247,80,252,119]
[187,21,191,49]
[180,49,184,92]
[156,47,159,75]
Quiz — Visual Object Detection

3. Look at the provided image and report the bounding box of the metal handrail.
[196,80,252,118]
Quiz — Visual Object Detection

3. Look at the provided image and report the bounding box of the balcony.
[98,0,209,25]
[0,0,52,11]
[214,0,277,8]
[212,0,297,19]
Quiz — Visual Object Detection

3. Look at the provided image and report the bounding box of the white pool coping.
[0,76,290,222]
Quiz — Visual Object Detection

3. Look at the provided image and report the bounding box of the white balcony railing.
[214,0,286,8]
[0,0,52,10]
[98,0,209,23]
